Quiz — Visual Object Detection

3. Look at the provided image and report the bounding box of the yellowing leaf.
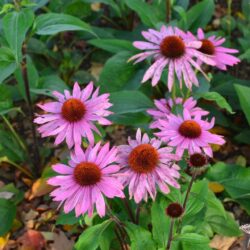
[0,233,10,250]
[29,178,54,200]
[209,182,225,193]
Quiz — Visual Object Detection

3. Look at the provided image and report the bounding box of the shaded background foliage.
[0,0,250,249]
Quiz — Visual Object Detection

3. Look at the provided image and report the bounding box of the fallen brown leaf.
[29,178,54,200]
[210,235,237,250]
[18,230,46,250]
[49,231,74,250]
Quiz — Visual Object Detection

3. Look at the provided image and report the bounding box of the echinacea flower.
[117,129,180,203]
[129,25,215,90]
[155,109,225,157]
[147,97,209,128]
[34,82,112,148]
[188,28,240,70]
[166,202,184,218]
[48,143,124,217]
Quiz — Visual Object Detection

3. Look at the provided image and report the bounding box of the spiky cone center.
[128,144,159,174]
[62,98,86,122]
[166,202,184,218]
[198,39,215,55]
[189,153,207,168]
[179,120,202,139]
[160,36,186,59]
[74,162,102,186]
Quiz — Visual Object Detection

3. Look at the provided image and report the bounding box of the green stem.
[0,157,33,178]
[1,115,27,153]
[227,0,232,37]
[166,0,171,23]
[171,82,176,100]
[166,218,175,250]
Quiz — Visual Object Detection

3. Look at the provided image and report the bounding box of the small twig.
[122,198,136,223]
[21,44,40,176]
[166,218,175,250]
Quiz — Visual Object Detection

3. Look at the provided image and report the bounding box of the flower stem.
[183,172,196,210]
[166,0,171,23]
[176,172,197,233]
[114,226,126,250]
[135,203,141,224]
[21,44,40,176]
[166,218,175,250]
[122,198,136,223]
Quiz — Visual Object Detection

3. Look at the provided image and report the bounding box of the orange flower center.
[190,153,207,167]
[160,36,185,59]
[198,39,215,55]
[73,162,101,186]
[178,120,202,138]
[128,144,159,174]
[62,98,86,122]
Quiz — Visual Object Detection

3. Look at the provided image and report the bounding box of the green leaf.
[179,0,214,30]
[3,9,34,62]
[151,201,170,248]
[75,220,112,250]
[0,183,24,205]
[125,222,156,250]
[0,47,17,83]
[35,13,95,36]
[206,161,250,214]
[196,91,233,114]
[110,90,153,115]
[183,180,208,225]
[174,233,210,250]
[0,198,16,236]
[205,200,241,237]
[124,0,159,27]
[234,84,250,125]
[0,84,13,111]
[56,211,80,225]
[99,51,138,92]
[88,39,135,53]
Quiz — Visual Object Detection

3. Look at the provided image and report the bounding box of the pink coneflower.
[155,109,225,157]
[129,26,215,90]
[117,129,180,203]
[188,28,240,70]
[48,143,124,217]
[34,82,112,148]
[147,97,209,128]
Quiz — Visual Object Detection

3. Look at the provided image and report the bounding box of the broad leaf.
[0,47,17,83]
[88,39,135,53]
[75,220,112,250]
[0,198,16,236]
[110,90,153,115]
[151,201,170,248]
[234,84,250,125]
[56,211,80,225]
[99,51,138,92]
[196,91,234,114]
[35,13,95,36]
[125,222,156,250]
[3,9,34,62]
[179,0,214,30]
